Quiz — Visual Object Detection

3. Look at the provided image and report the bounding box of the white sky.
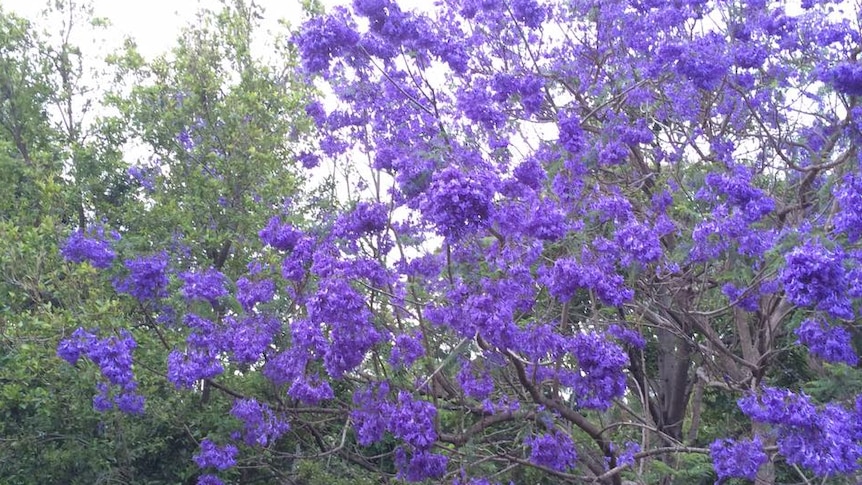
[2,0,312,59]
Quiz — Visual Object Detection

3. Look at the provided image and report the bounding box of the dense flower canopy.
[55,0,862,483]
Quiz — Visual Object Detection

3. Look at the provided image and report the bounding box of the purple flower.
[457,82,506,129]
[177,130,195,151]
[545,257,633,307]
[721,283,759,312]
[351,381,391,446]
[288,373,335,405]
[569,332,629,410]
[334,201,389,237]
[776,403,862,476]
[420,167,495,241]
[738,387,818,428]
[394,447,448,482]
[127,164,157,192]
[231,398,289,447]
[259,216,302,251]
[512,155,547,189]
[795,318,858,366]
[61,228,116,269]
[57,328,97,365]
[518,75,545,115]
[196,475,224,485]
[607,324,646,350]
[524,431,578,472]
[457,361,494,400]
[294,8,360,73]
[298,151,320,169]
[615,441,640,467]
[58,328,144,415]
[668,33,730,90]
[834,169,862,242]
[193,439,238,471]
[389,332,425,368]
[167,347,223,389]
[511,0,545,28]
[84,330,138,388]
[307,278,380,377]
[557,111,586,154]
[614,220,662,266]
[226,314,280,365]
[828,62,862,96]
[114,391,145,414]
[235,277,276,312]
[93,383,113,412]
[710,437,767,481]
[114,253,170,301]
[389,392,437,449]
[780,241,852,319]
[180,268,228,304]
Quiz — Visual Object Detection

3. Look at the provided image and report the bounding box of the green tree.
[0,1,323,483]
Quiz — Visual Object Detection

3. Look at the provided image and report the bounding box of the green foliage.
[0,1,325,483]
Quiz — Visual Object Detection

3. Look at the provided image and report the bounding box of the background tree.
[0,1,326,483]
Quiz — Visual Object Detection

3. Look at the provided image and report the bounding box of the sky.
[3,0,311,59]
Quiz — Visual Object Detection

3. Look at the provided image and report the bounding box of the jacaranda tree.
[54,0,862,483]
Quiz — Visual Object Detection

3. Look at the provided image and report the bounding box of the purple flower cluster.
[420,167,496,241]
[721,282,760,312]
[557,111,586,154]
[225,314,280,365]
[701,170,775,222]
[231,398,289,447]
[738,387,817,428]
[613,220,663,266]
[390,392,438,449]
[337,201,389,237]
[607,324,646,349]
[351,381,391,446]
[545,257,633,307]
[259,216,302,251]
[568,332,629,410]
[524,431,578,472]
[794,318,858,366]
[389,331,425,368]
[165,313,225,388]
[780,241,852,319]
[828,62,862,96]
[294,8,359,74]
[394,447,448,482]
[127,162,158,192]
[61,228,116,269]
[662,33,730,90]
[114,252,170,301]
[457,361,494,400]
[511,0,545,28]
[167,346,223,389]
[307,278,380,378]
[834,169,862,242]
[57,328,144,414]
[197,475,224,485]
[193,439,238,471]
[512,155,547,189]
[709,437,767,481]
[235,277,276,312]
[180,268,228,304]
[739,386,862,476]
[344,385,445,479]
[458,81,507,129]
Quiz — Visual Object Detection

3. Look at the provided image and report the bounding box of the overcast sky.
[2,0,315,59]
